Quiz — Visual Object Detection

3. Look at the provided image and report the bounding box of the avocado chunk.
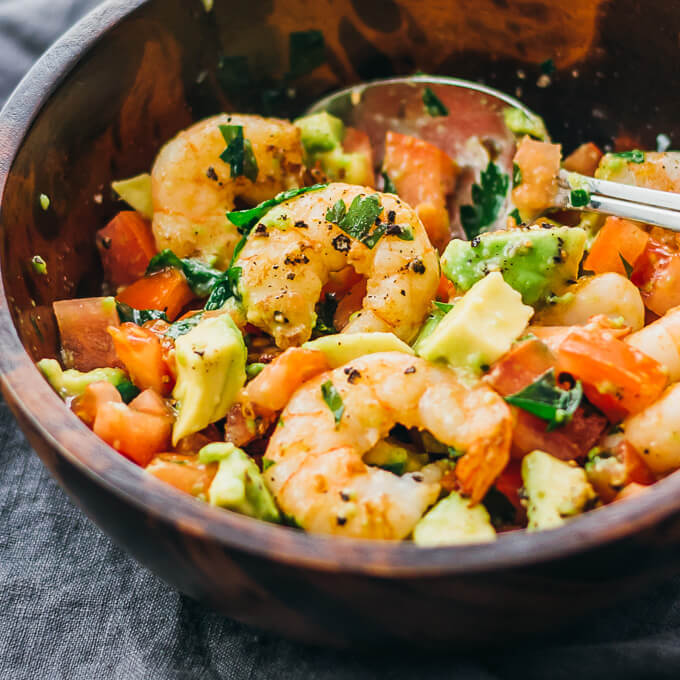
[37,358,127,400]
[363,437,428,475]
[111,172,153,219]
[199,443,280,522]
[294,111,345,153]
[415,272,533,374]
[172,313,246,445]
[295,111,373,185]
[503,107,549,142]
[441,226,587,306]
[413,491,497,546]
[303,332,414,368]
[522,450,597,531]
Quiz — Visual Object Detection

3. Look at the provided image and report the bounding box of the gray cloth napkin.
[2,2,680,678]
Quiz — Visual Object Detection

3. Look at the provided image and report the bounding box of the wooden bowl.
[2,0,680,648]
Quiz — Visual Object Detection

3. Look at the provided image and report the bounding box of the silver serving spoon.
[307,75,680,232]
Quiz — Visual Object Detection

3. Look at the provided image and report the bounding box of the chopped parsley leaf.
[147,249,224,298]
[505,368,583,431]
[219,124,259,182]
[509,208,522,224]
[321,380,344,426]
[164,312,205,340]
[325,194,385,248]
[619,253,634,279]
[460,162,510,239]
[422,87,448,116]
[513,162,522,187]
[570,189,590,207]
[381,171,398,194]
[612,149,645,164]
[116,302,168,325]
[116,380,140,403]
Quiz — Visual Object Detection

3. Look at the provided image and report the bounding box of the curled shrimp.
[263,352,513,539]
[236,183,440,348]
[151,114,305,267]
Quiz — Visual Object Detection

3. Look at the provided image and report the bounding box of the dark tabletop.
[2,2,680,678]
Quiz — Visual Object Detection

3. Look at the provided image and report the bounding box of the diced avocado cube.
[503,107,549,141]
[413,491,497,546]
[199,443,280,522]
[37,358,127,400]
[522,450,597,531]
[303,332,414,368]
[441,226,586,307]
[111,172,153,219]
[363,438,428,475]
[415,272,533,374]
[172,313,246,445]
[314,146,374,185]
[294,112,345,153]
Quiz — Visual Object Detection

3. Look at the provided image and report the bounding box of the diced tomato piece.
[631,238,680,316]
[321,266,363,299]
[129,387,174,417]
[109,323,174,396]
[621,441,656,486]
[382,131,458,251]
[334,279,367,331]
[116,268,194,322]
[494,460,523,511]
[54,297,122,371]
[556,327,667,421]
[93,396,173,466]
[342,127,375,186]
[512,137,561,216]
[584,217,649,277]
[96,211,157,287]
[146,453,217,496]
[72,381,122,426]
[244,347,330,411]
[563,142,603,176]
[436,273,456,302]
[486,338,556,396]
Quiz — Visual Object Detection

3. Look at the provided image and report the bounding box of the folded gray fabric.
[1,2,680,679]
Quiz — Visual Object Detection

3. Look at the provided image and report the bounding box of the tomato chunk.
[333,279,367,331]
[382,131,458,251]
[72,381,122,426]
[556,327,667,421]
[631,237,680,316]
[563,142,603,176]
[97,211,157,287]
[116,268,195,321]
[584,217,649,277]
[146,453,217,496]
[244,348,330,411]
[108,323,174,396]
[54,297,122,371]
[494,460,523,512]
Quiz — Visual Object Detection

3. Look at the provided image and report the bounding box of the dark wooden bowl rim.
[1,0,678,578]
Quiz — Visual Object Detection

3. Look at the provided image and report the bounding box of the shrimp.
[151,114,305,268]
[596,151,680,191]
[236,183,440,348]
[263,352,513,539]
[626,306,680,381]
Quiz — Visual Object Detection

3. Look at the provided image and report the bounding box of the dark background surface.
[2,1,680,678]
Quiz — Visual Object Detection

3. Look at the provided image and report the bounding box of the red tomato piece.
[72,381,122,426]
[584,217,649,277]
[494,460,523,512]
[563,142,603,176]
[631,237,680,316]
[96,211,157,287]
[146,454,217,496]
[116,268,195,321]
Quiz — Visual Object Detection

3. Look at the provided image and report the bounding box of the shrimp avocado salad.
[37,90,680,545]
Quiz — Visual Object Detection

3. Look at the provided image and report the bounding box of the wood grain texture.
[2,0,680,647]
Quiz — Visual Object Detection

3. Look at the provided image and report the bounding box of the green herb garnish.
[505,368,583,431]
[422,87,448,116]
[227,184,327,233]
[219,124,258,182]
[321,380,344,426]
[381,171,398,194]
[246,362,266,379]
[325,194,385,248]
[433,301,453,314]
[509,208,522,224]
[31,255,47,275]
[619,253,634,279]
[147,249,224,298]
[513,163,523,187]
[314,293,338,335]
[570,189,590,207]
[612,149,645,164]
[116,380,140,403]
[164,312,205,340]
[116,302,168,325]
[460,162,510,239]
[262,458,276,472]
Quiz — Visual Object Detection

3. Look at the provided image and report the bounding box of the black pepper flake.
[410,258,426,274]
[284,253,310,265]
[344,367,361,384]
[470,236,481,248]
[294,220,308,229]
[339,491,350,502]
[400,290,406,296]
[375,216,382,225]
[404,366,416,374]
[254,224,269,237]
[412,473,424,483]
[193,349,205,357]
[206,166,218,181]
[336,516,347,526]
[387,210,396,223]
[332,234,351,253]
[286,272,295,280]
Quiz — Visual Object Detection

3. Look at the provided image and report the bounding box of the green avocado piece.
[303,332,414,368]
[503,107,549,141]
[415,272,534,375]
[522,450,597,531]
[363,438,428,475]
[294,111,345,153]
[199,443,280,522]
[111,172,153,219]
[37,358,127,400]
[441,226,586,307]
[314,146,373,185]
[413,491,497,546]
[172,313,246,445]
